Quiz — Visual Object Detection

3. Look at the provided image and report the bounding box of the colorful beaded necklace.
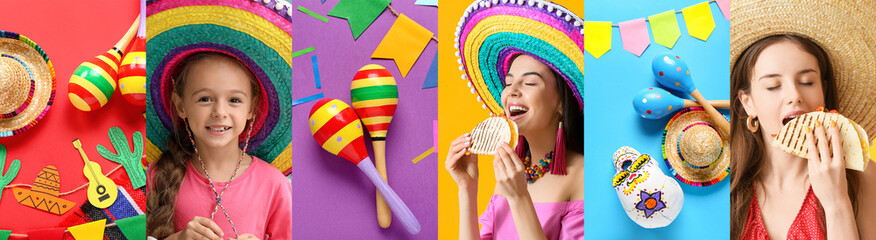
[185,119,254,238]
[523,151,553,184]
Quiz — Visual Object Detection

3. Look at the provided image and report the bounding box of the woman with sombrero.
[729,0,876,239]
[444,0,584,239]
[144,0,293,239]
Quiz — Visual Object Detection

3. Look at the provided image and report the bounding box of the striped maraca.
[633,87,730,119]
[309,98,421,234]
[652,53,730,133]
[350,64,398,228]
[118,0,146,106]
[68,17,139,111]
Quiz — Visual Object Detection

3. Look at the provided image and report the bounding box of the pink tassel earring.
[551,120,567,175]
[515,136,526,159]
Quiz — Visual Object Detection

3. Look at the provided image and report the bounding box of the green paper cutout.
[648,10,681,49]
[0,230,9,240]
[298,6,329,23]
[0,144,21,204]
[116,215,146,240]
[292,47,315,58]
[328,0,391,39]
[97,127,146,189]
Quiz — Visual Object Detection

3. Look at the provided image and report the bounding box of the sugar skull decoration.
[612,146,683,228]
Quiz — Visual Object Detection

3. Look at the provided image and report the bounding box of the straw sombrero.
[731,0,876,136]
[0,31,55,137]
[145,0,293,173]
[662,107,730,187]
[455,0,584,115]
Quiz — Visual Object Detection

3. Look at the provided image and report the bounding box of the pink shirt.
[172,157,292,239]
[479,195,583,240]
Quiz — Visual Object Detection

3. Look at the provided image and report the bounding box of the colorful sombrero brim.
[0,31,56,137]
[145,0,292,173]
[455,0,584,115]
[662,107,730,187]
[731,0,876,136]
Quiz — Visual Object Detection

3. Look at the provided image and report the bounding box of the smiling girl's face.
[173,56,255,150]
[739,40,825,141]
[500,54,562,136]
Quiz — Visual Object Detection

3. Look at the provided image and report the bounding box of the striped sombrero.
[145,0,292,173]
[0,31,56,137]
[455,0,584,115]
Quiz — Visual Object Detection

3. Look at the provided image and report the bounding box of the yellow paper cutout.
[682,1,715,41]
[648,10,681,48]
[68,219,106,240]
[372,14,434,78]
[869,138,875,163]
[583,21,612,59]
[411,147,435,163]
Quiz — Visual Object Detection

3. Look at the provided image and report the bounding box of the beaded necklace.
[522,151,553,184]
[185,120,254,238]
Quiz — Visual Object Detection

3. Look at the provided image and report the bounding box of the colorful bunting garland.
[584,0,728,58]
[3,215,144,239]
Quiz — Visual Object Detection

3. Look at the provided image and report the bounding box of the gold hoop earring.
[746,115,759,133]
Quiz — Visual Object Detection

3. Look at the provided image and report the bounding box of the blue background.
[584,0,730,239]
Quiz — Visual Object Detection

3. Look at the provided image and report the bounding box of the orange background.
[436,1,582,239]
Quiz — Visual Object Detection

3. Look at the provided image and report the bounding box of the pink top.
[159,157,292,239]
[479,194,583,240]
[742,186,825,240]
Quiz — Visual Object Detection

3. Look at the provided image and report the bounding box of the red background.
[0,0,143,235]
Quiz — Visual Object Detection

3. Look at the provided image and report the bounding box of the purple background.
[291,0,438,239]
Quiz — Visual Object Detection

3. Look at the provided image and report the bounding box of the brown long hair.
[729,34,859,239]
[146,52,261,238]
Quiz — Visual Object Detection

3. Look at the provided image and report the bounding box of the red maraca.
[68,16,139,111]
[309,98,420,234]
[350,64,398,228]
[118,0,146,106]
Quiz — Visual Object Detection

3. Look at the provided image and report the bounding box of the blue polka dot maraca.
[633,88,730,119]
[652,53,730,132]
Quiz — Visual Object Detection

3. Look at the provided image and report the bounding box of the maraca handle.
[682,99,730,109]
[372,140,392,228]
[690,90,731,133]
[357,158,421,234]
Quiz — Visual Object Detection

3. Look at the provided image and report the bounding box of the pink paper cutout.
[716,0,730,20]
[619,18,650,57]
[433,120,438,153]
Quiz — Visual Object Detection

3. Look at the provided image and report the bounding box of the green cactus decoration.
[97,127,146,189]
[0,144,21,203]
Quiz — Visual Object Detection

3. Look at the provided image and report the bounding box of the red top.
[742,186,825,240]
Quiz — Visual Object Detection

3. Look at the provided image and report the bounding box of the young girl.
[447,1,584,239]
[730,1,876,237]
[146,52,291,240]
[145,1,293,239]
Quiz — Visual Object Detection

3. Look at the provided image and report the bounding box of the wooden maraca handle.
[682,99,730,109]
[113,16,141,52]
[372,140,392,228]
[690,90,731,133]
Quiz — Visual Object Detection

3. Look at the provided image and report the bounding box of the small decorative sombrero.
[662,107,730,187]
[13,165,75,215]
[455,0,584,115]
[0,31,56,137]
[145,0,293,173]
[731,0,876,136]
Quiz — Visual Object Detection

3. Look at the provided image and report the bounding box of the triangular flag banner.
[372,14,434,78]
[0,230,9,240]
[682,2,715,41]
[618,18,650,57]
[68,219,106,240]
[869,138,875,162]
[583,21,612,59]
[27,228,66,240]
[648,10,681,48]
[423,52,438,89]
[715,0,730,20]
[415,0,437,6]
[116,215,146,240]
[327,0,391,39]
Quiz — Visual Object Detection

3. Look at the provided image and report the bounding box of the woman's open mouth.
[508,105,529,121]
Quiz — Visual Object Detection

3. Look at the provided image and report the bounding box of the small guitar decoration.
[73,139,118,208]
